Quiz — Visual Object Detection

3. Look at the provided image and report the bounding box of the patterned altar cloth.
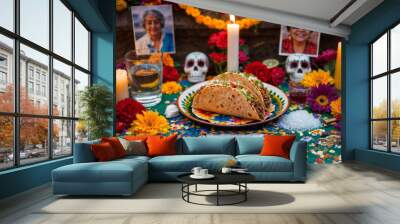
[150,80,341,164]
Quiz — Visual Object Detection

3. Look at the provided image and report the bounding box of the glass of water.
[124,50,162,107]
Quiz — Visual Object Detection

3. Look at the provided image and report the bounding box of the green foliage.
[79,84,113,140]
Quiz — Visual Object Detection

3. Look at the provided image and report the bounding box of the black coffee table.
[177,173,255,206]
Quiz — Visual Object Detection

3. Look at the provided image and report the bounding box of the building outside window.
[28,81,34,94]
[0,0,91,170]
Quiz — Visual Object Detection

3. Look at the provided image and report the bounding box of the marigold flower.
[128,111,170,136]
[162,81,182,94]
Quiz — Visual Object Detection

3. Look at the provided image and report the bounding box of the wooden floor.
[1,162,400,224]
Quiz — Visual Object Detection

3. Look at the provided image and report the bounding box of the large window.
[0,0,91,171]
[370,23,400,154]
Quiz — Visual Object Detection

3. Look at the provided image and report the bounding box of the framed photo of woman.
[279,25,320,57]
[131,4,176,55]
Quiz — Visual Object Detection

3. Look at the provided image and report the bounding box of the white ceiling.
[168,0,384,38]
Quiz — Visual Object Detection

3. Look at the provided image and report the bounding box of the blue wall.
[0,0,115,200]
[344,0,400,170]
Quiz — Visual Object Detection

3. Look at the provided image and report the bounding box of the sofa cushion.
[53,158,147,183]
[179,136,236,155]
[235,135,264,155]
[149,154,235,172]
[236,155,293,172]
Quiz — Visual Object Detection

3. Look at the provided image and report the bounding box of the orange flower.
[162,54,174,67]
[161,81,182,94]
[331,97,341,117]
[128,111,170,136]
[179,4,260,30]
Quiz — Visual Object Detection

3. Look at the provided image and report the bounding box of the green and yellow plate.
[177,81,289,128]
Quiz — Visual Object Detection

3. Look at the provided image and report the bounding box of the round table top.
[177,172,255,185]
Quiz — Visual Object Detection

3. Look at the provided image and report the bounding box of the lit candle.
[116,69,129,102]
[334,42,342,90]
[227,15,239,72]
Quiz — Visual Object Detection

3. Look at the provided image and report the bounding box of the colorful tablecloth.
[150,80,341,164]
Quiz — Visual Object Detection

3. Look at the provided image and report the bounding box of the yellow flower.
[162,81,182,94]
[331,97,341,116]
[301,69,334,88]
[116,0,127,12]
[129,111,170,136]
[162,54,174,67]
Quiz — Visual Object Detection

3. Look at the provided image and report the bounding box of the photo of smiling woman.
[131,5,175,55]
[279,26,320,57]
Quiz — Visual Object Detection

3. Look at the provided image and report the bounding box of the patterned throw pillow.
[119,137,147,156]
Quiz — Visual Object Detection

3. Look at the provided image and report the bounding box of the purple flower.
[116,63,125,70]
[307,84,338,113]
[314,49,336,66]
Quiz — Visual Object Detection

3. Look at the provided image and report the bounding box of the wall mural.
[115,0,342,164]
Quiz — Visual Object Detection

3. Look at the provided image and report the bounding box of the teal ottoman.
[52,156,148,196]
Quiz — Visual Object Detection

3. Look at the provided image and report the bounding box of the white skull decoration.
[285,54,311,83]
[184,52,209,83]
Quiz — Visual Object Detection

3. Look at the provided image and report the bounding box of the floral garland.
[179,5,260,30]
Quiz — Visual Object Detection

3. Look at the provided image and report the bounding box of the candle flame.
[230,14,235,23]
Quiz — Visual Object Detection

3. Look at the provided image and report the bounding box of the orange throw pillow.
[259,135,296,159]
[146,134,178,157]
[101,137,126,158]
[124,135,148,141]
[91,142,117,162]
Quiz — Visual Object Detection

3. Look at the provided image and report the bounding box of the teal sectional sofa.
[52,135,307,196]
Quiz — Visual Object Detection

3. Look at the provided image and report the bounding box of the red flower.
[244,61,271,83]
[209,52,227,64]
[268,67,285,86]
[239,50,249,63]
[208,31,245,50]
[116,121,126,133]
[163,65,180,82]
[244,61,286,86]
[116,98,146,130]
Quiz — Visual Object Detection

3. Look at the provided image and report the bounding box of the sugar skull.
[184,52,209,83]
[285,54,311,83]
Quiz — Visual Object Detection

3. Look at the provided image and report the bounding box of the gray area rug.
[38,183,362,214]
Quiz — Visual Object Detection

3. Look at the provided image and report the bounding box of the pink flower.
[314,49,337,66]
[209,52,227,64]
[239,50,249,63]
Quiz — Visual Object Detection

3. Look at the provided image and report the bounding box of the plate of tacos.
[177,72,290,127]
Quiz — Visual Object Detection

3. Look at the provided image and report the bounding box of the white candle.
[116,69,129,102]
[227,15,239,72]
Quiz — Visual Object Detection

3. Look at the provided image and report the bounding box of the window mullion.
[13,0,21,167]
[48,0,54,160]
[71,10,76,154]
[388,30,391,153]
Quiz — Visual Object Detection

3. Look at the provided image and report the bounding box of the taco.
[192,80,266,120]
[214,72,272,114]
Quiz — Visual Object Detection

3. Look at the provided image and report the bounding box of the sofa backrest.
[235,135,264,155]
[73,140,100,163]
[177,135,236,155]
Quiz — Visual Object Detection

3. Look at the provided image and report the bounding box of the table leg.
[195,184,197,192]
[245,183,247,201]
[217,184,219,206]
